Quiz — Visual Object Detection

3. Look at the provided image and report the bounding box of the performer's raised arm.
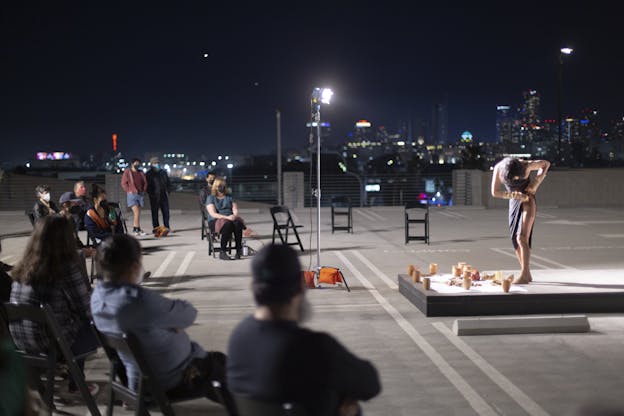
[525,160,550,195]
[491,161,528,202]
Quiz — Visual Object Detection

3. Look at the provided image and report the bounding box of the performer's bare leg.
[514,196,536,284]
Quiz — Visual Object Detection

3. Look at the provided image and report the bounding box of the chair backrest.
[270,206,294,225]
[2,303,102,416]
[405,201,429,214]
[25,210,36,227]
[94,328,174,413]
[233,393,307,416]
[108,202,128,234]
[331,196,351,207]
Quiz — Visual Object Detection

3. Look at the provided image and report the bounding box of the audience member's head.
[251,244,305,312]
[90,184,107,207]
[97,234,143,284]
[206,171,216,186]
[211,177,228,196]
[35,184,51,202]
[73,181,87,197]
[59,191,82,213]
[12,215,79,286]
[150,157,160,169]
[131,158,141,170]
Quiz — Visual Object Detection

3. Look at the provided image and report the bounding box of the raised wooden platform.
[398,269,624,317]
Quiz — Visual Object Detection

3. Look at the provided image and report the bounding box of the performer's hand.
[511,191,529,202]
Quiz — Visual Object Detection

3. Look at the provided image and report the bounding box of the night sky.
[2,3,622,163]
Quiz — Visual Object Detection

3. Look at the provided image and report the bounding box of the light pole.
[227,163,234,187]
[311,87,333,270]
[557,47,573,165]
[276,109,282,205]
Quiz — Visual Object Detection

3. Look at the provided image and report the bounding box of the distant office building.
[431,102,448,144]
[496,105,513,143]
[578,108,600,143]
[516,90,542,144]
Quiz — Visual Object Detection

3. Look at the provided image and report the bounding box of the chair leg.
[292,227,304,252]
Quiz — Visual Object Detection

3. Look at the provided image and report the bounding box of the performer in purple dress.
[491,157,550,284]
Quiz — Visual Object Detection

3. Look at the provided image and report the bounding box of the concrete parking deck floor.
[2,205,624,415]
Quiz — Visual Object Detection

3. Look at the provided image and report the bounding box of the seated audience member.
[91,234,234,409]
[68,181,89,231]
[84,184,123,242]
[32,184,59,221]
[199,170,217,216]
[59,191,90,250]
[0,240,12,302]
[9,215,99,395]
[206,178,245,260]
[227,244,381,415]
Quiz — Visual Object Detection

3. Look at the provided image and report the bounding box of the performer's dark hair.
[500,158,526,183]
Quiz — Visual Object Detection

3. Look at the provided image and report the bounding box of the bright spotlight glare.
[320,88,333,104]
[226,163,234,169]
[560,47,573,55]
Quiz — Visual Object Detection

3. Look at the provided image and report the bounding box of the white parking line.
[354,208,378,222]
[0,255,13,263]
[366,210,385,221]
[490,248,551,269]
[432,322,550,416]
[351,250,398,289]
[152,251,177,278]
[438,210,466,219]
[530,254,577,271]
[175,251,196,277]
[334,251,498,416]
[598,234,624,239]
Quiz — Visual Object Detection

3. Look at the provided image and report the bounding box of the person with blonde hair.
[206,178,245,260]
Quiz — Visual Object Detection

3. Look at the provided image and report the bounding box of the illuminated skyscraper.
[496,105,513,143]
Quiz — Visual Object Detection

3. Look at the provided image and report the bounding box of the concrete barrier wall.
[451,168,624,208]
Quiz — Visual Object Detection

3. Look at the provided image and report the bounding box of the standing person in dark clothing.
[146,157,172,235]
[227,244,381,416]
[198,170,217,216]
[32,184,59,221]
[491,157,550,284]
[121,158,148,236]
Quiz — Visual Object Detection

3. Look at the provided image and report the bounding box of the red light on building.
[112,133,118,152]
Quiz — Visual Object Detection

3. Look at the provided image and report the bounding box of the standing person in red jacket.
[121,158,148,237]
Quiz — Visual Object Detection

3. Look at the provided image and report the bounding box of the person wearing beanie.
[227,244,381,415]
[145,157,172,235]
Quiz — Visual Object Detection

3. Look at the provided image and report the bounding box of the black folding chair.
[405,201,430,244]
[233,393,307,416]
[1,303,101,416]
[92,326,233,416]
[200,210,209,241]
[205,220,233,258]
[331,196,353,233]
[270,206,304,252]
[108,202,128,234]
[25,210,36,227]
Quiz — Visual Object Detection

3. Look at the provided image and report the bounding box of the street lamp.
[557,47,574,165]
[227,163,234,187]
[311,87,333,271]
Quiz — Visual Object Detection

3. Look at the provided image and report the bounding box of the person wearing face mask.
[84,184,124,243]
[32,184,59,221]
[206,177,245,260]
[121,158,148,237]
[146,157,172,235]
[198,170,217,217]
[227,244,381,416]
[91,234,235,412]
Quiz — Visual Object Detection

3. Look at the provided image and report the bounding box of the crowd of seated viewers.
[3,189,381,414]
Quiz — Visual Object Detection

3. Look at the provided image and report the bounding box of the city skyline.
[2,3,622,163]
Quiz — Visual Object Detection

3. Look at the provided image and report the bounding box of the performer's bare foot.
[513,275,531,284]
